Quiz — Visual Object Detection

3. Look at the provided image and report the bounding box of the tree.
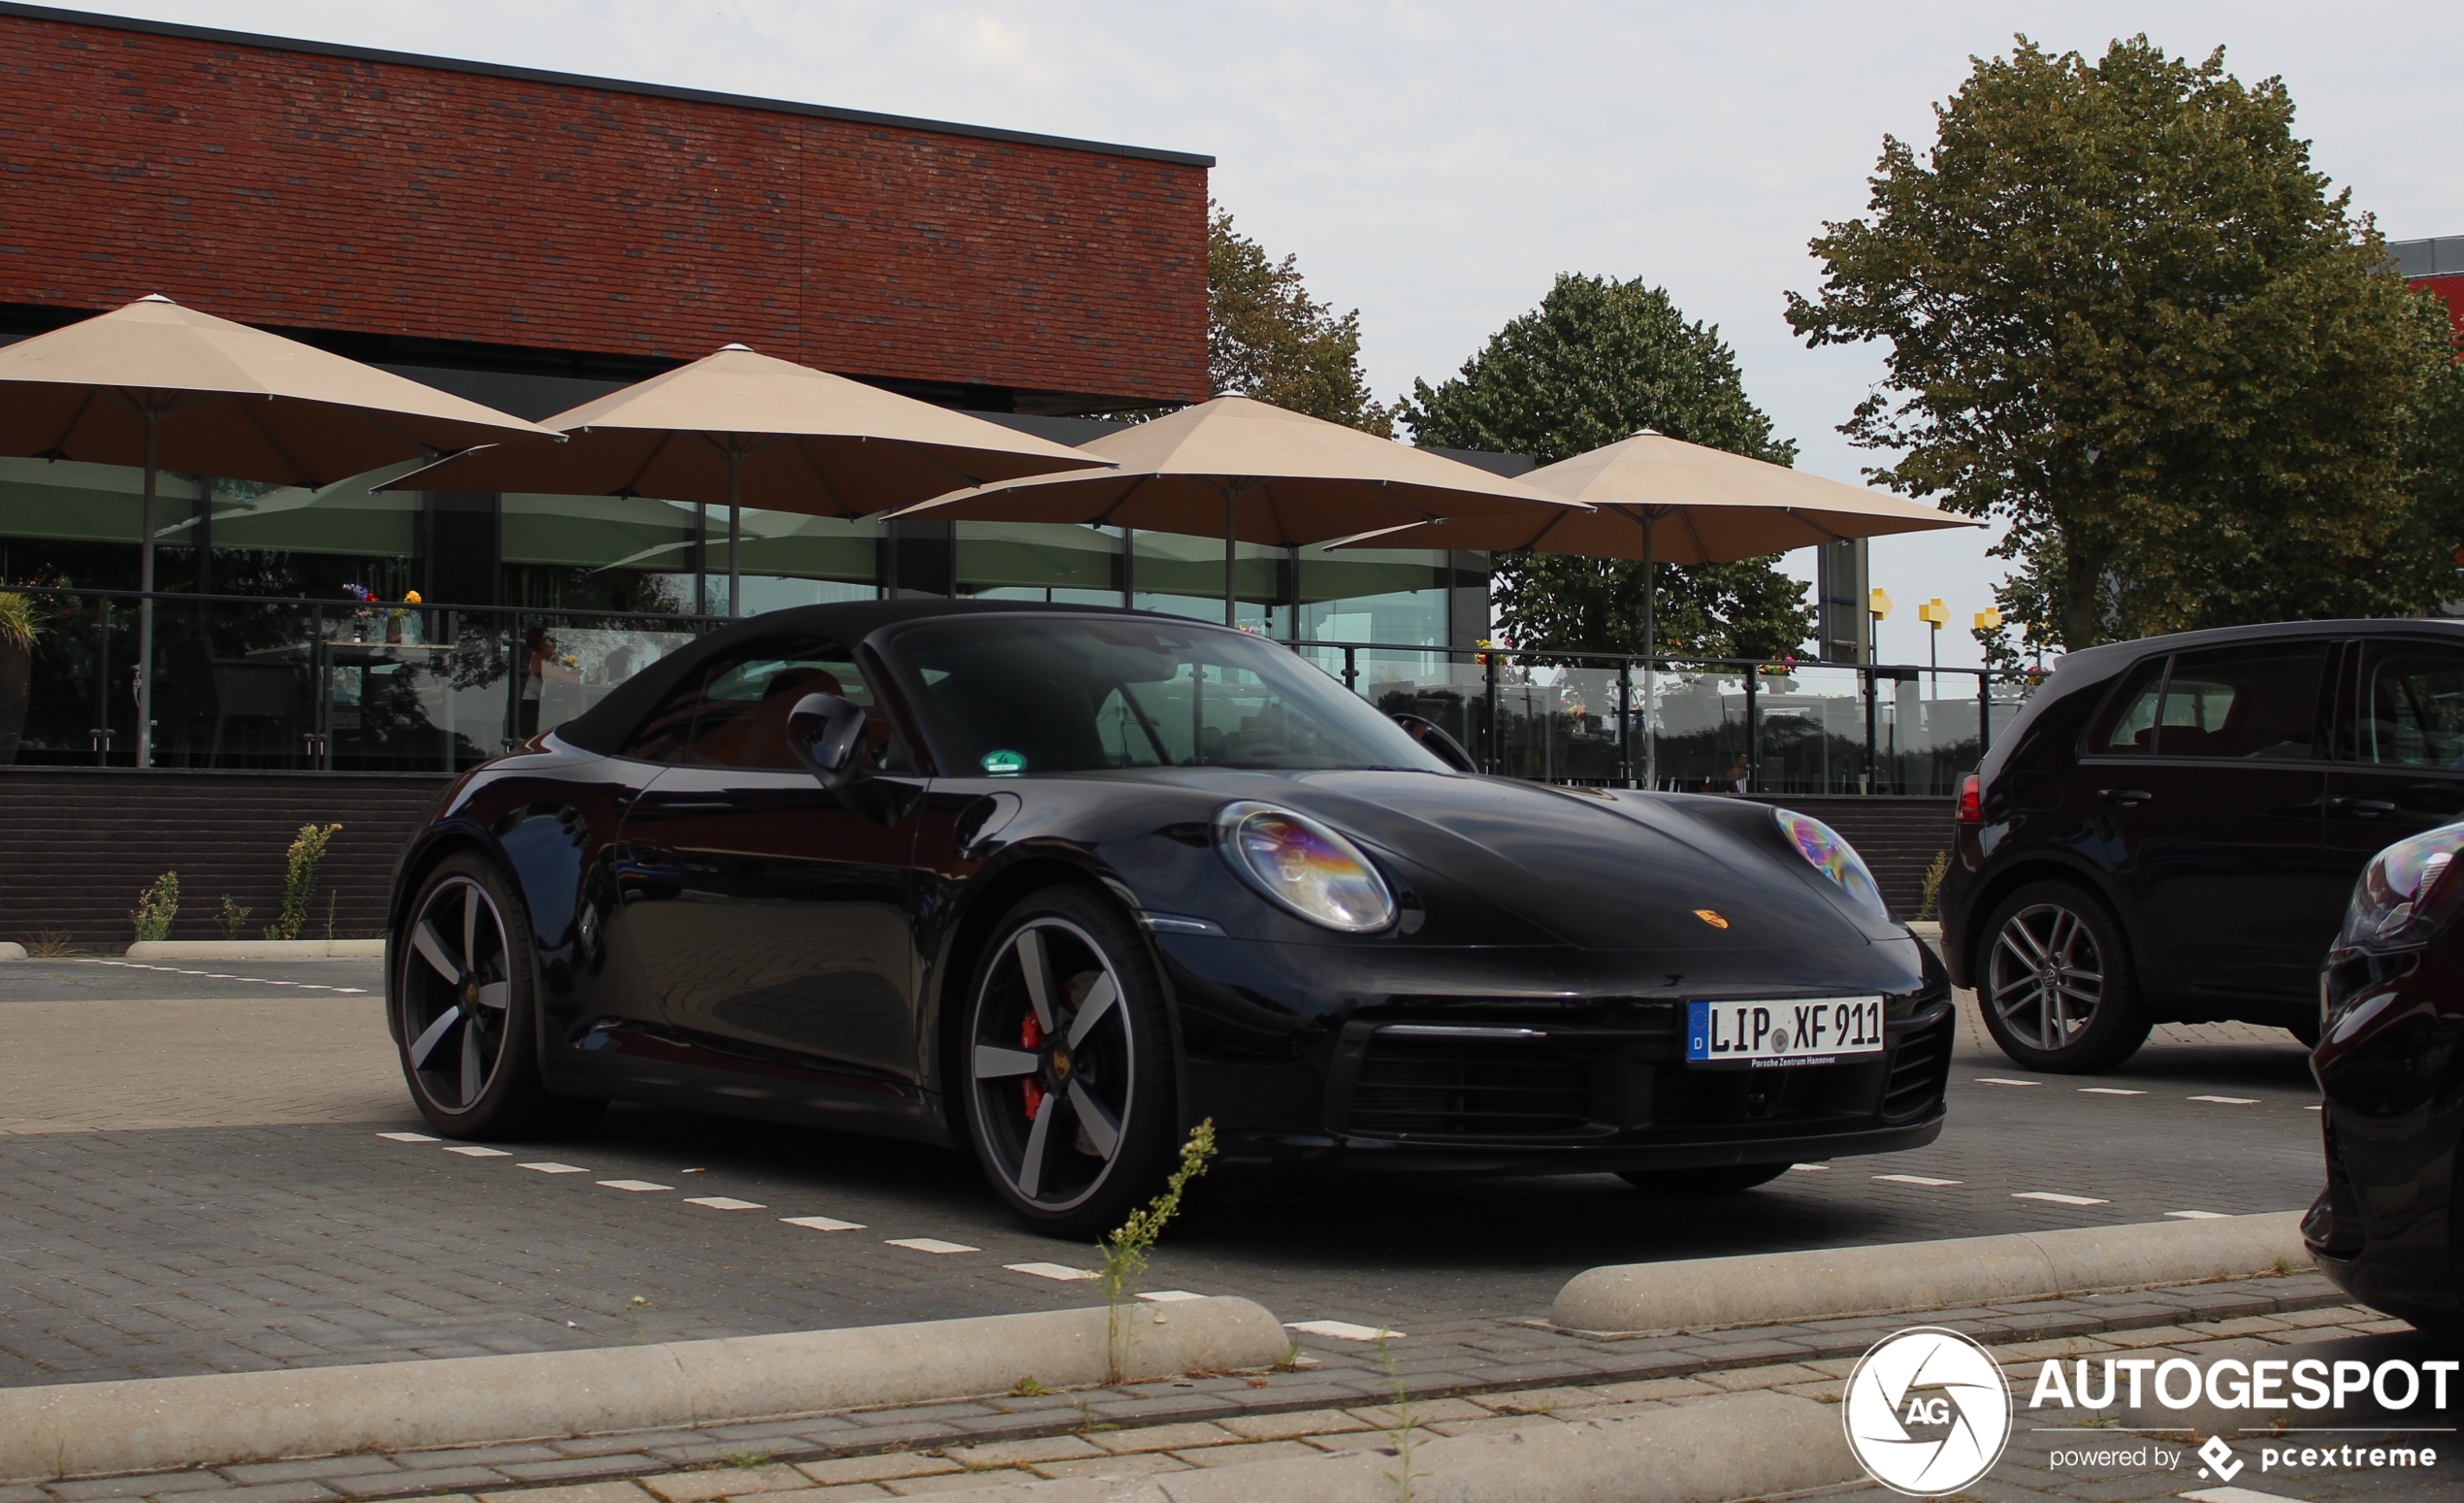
[1787,35,2464,652]
[1208,204,1392,435]
[1399,274,1816,659]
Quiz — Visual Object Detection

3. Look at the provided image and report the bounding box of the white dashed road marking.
[2078,1088,2146,1095]
[597,1179,671,1193]
[2167,1210,2231,1220]
[1787,1163,1828,1173]
[75,959,370,994]
[1138,1291,1205,1302]
[1873,1174,1961,1187]
[519,1162,590,1174]
[1007,1262,1095,1282]
[1975,1078,2041,1087]
[886,1237,980,1255]
[683,1196,765,1211]
[2188,1095,2261,1105]
[374,1131,438,1142]
[2015,1192,2110,1206]
[781,1216,865,1233]
[1286,1320,1399,1342]
[443,1146,511,1158]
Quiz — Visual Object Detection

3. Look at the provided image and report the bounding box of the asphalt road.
[0,957,2329,1389]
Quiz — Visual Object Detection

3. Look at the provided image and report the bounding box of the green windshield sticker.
[981,749,1027,776]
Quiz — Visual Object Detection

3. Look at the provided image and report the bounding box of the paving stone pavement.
[11,1282,2453,1502]
[0,959,2335,1392]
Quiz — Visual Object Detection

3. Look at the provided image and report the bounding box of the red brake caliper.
[1020,1013,1046,1120]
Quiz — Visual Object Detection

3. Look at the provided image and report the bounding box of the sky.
[78,2,2464,668]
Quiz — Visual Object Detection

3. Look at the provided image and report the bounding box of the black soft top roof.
[556,598,1183,755]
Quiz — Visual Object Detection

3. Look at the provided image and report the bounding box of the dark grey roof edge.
[0,2,1216,168]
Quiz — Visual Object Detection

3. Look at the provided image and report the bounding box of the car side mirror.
[787,692,870,795]
[1392,712,1477,773]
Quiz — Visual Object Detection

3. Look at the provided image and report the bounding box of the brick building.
[0,3,1477,769]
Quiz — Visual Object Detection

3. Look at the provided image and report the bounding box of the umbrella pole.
[1223,490,1236,628]
[1640,518,1655,793]
[728,447,742,619]
[137,407,159,769]
[694,504,707,616]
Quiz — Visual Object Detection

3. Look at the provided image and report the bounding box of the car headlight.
[1772,807,1890,923]
[1215,801,1396,932]
[2337,820,2464,953]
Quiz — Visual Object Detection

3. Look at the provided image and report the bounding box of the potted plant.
[0,589,42,764]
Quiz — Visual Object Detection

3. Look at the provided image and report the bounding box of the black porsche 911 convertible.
[387,600,1952,1235]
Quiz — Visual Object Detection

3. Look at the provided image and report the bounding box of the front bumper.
[1158,934,1955,1179]
[2304,953,2464,1332]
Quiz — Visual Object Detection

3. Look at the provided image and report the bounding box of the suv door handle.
[2330,797,2399,817]
[2097,788,2152,806]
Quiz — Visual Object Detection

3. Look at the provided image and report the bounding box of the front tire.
[961,886,1179,1239]
[1979,881,2150,1073]
[394,853,573,1137]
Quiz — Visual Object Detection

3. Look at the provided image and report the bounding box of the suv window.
[616,637,899,769]
[2152,642,2327,761]
[2091,659,2168,756]
[2362,649,2464,767]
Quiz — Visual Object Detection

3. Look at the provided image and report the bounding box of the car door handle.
[2097,788,2152,806]
[2330,797,2399,817]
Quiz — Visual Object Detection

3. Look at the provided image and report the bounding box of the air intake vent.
[1346,1034,1596,1140]
[1881,1013,1952,1121]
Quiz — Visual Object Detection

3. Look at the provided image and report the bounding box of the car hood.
[1105,768,1890,955]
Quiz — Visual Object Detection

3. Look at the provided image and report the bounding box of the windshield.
[892,615,1451,776]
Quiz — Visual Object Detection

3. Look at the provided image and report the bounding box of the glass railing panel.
[1749,663,1871,796]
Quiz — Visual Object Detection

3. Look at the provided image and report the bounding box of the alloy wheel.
[401,875,513,1112]
[1988,901,2106,1053]
[967,917,1136,1213]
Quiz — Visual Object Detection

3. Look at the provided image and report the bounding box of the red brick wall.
[0,10,1209,404]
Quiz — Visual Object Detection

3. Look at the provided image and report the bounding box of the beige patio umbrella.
[1338,430,1977,663]
[892,395,1588,625]
[389,344,1112,615]
[1337,429,1977,784]
[0,294,557,766]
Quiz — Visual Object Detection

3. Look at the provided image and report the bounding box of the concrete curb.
[937,1389,1853,1503]
[1553,1211,2309,1337]
[124,939,386,960]
[0,1298,1288,1483]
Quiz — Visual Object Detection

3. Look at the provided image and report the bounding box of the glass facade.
[0,454,1469,771]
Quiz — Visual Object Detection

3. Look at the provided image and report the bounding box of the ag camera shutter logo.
[1844,1326,2014,1495]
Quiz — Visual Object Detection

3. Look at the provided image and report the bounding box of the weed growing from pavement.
[1010,1375,1055,1396]
[266,823,341,941]
[1094,1119,1216,1383]
[1918,850,1949,920]
[1072,1396,1118,1432]
[323,888,339,942]
[1374,1327,1427,1503]
[130,871,178,943]
[24,928,72,958]
[625,1295,652,1344]
[215,897,250,940]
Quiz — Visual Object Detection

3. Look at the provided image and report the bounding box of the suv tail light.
[1956,772,1982,825]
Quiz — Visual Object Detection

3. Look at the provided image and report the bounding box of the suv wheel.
[1979,881,2150,1073]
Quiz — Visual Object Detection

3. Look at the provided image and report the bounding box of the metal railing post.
[1617,660,1634,788]
[1483,649,1501,775]
[1744,668,1759,794]
[1977,668,1992,757]
[89,596,112,766]
[310,603,329,770]
[1862,666,1878,795]
[1342,644,1357,694]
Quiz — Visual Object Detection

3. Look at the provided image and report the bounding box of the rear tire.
[1617,1163,1791,1195]
[960,885,1180,1240]
[393,853,574,1138]
[1978,881,2150,1073]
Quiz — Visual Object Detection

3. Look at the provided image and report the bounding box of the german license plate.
[1686,997,1886,1069]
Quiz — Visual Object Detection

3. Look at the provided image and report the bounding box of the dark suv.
[1940,618,2464,1072]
